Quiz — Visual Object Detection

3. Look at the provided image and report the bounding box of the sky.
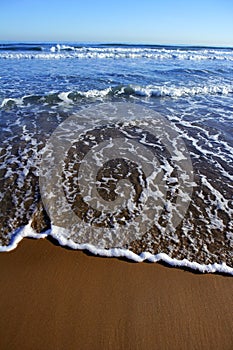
[0,0,233,46]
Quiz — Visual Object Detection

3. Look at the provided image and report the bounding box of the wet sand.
[0,238,233,350]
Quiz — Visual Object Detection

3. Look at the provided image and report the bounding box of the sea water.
[0,42,232,274]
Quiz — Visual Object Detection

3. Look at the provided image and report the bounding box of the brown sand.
[0,238,232,350]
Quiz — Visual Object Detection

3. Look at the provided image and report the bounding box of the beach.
[0,42,233,349]
[1,0,233,345]
[0,237,232,350]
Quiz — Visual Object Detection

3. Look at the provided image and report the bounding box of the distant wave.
[0,43,44,51]
[0,46,43,51]
[0,44,233,61]
[1,83,233,108]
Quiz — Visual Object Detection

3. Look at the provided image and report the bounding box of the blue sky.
[0,0,233,46]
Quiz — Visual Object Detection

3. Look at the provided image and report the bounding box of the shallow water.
[0,42,232,274]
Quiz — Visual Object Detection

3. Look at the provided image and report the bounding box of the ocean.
[0,42,232,274]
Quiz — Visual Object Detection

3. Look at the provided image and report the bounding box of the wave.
[1,83,233,108]
[1,45,233,61]
[111,84,233,97]
[0,46,43,51]
[1,223,232,275]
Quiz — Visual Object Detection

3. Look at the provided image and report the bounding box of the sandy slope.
[0,238,233,350]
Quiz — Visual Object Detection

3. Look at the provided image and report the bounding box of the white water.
[1,223,232,275]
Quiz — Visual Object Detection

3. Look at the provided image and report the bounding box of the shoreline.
[0,238,233,350]
[1,229,233,275]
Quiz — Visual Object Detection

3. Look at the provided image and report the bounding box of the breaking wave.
[0,84,233,108]
[1,83,233,109]
[0,44,233,61]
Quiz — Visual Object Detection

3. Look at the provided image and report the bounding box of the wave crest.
[1,46,233,61]
[1,83,233,109]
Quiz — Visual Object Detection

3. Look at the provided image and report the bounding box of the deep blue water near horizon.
[0,42,232,274]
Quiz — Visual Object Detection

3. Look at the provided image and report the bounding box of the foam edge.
[0,224,232,276]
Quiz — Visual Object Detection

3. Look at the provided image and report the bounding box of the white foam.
[1,47,233,61]
[79,87,112,98]
[1,224,232,275]
[0,221,48,252]
[58,91,73,103]
[1,83,232,110]
[131,84,233,98]
[0,97,24,108]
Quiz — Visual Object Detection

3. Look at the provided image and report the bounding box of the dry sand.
[0,238,232,350]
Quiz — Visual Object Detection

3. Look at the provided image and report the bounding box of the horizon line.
[0,40,233,49]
